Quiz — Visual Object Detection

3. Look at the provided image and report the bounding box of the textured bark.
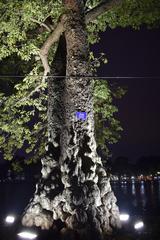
[22,1,121,238]
[22,36,66,229]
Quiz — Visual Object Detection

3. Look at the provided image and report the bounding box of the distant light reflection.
[140,182,147,210]
[150,182,155,207]
[140,182,145,195]
[120,181,128,195]
[132,182,136,195]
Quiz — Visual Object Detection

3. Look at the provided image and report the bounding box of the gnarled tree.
[22,1,121,237]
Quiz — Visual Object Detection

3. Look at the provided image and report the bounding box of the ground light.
[120,213,130,222]
[134,221,144,230]
[17,231,37,239]
[5,215,15,224]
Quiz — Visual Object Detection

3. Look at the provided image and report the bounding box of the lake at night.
[0,181,160,239]
[112,181,160,217]
[1,180,160,218]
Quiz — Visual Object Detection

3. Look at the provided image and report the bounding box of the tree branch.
[85,0,122,24]
[30,18,52,32]
[16,84,45,105]
[39,19,65,83]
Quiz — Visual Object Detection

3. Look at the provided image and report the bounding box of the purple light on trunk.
[76,112,87,120]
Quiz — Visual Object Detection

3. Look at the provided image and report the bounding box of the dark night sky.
[94,27,160,162]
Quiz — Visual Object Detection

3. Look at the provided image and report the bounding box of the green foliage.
[87,0,160,44]
[89,51,126,156]
[0,0,63,60]
[94,79,126,156]
[0,65,47,164]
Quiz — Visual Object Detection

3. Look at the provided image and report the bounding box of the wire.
[0,75,160,79]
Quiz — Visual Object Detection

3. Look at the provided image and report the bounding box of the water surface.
[112,181,160,217]
[0,181,160,219]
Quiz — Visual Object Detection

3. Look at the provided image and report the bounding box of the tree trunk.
[22,36,66,229]
[22,1,121,239]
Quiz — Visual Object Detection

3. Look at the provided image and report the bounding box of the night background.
[95,26,160,162]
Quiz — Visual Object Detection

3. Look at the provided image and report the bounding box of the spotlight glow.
[5,215,15,224]
[120,213,130,221]
[134,221,144,230]
[17,231,37,239]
